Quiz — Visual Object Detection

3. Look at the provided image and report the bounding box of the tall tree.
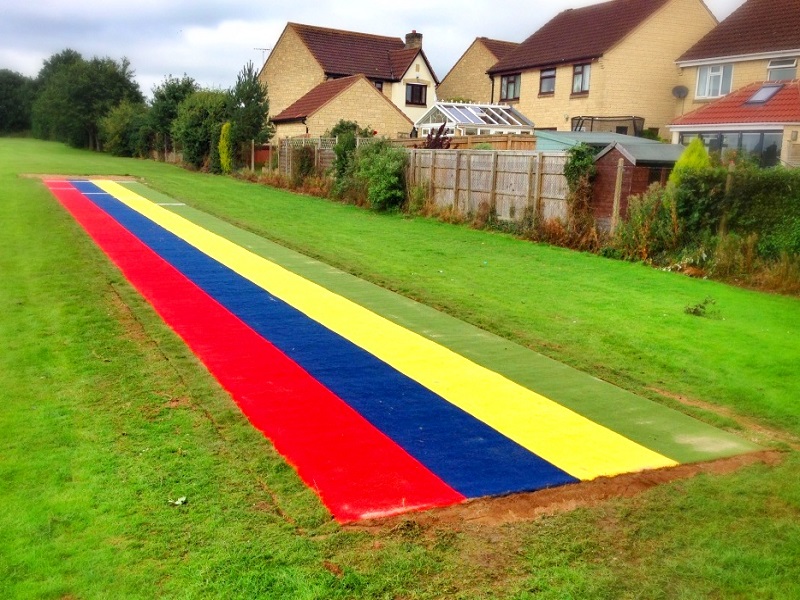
[31,51,143,149]
[149,74,198,155]
[226,61,273,166]
[0,69,35,133]
[171,90,227,169]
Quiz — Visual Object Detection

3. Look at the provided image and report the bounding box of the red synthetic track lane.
[47,183,465,521]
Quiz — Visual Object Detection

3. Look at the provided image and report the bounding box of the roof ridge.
[288,22,403,43]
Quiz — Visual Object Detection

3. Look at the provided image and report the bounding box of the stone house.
[670,0,800,165]
[675,0,800,113]
[270,74,413,139]
[259,23,438,137]
[486,0,718,138]
[437,37,519,103]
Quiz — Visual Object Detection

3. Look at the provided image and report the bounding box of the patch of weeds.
[684,297,719,318]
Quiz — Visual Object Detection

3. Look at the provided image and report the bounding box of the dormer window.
[768,58,797,81]
[696,64,733,98]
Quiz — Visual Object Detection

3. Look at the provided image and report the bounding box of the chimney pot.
[405,31,423,49]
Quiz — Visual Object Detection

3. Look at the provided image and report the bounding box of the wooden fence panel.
[408,149,568,223]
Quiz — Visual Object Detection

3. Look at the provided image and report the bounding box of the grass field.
[1,138,799,599]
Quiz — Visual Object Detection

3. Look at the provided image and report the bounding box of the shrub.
[563,143,596,192]
[100,100,152,157]
[171,90,227,169]
[291,145,317,186]
[219,121,233,174]
[209,122,222,174]
[353,140,407,210]
[612,184,680,262]
[672,166,728,240]
[668,137,711,187]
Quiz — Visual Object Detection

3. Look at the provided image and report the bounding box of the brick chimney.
[405,30,423,49]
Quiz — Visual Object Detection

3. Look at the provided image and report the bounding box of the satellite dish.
[672,85,689,99]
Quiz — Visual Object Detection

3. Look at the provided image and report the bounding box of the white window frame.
[767,58,797,81]
[696,64,733,99]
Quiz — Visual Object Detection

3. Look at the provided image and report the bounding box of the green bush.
[219,121,233,174]
[291,145,317,185]
[99,100,152,157]
[726,167,800,257]
[669,137,711,187]
[171,90,227,169]
[209,122,222,174]
[612,184,679,261]
[328,120,374,196]
[672,166,728,240]
[672,165,800,258]
[563,143,596,192]
[353,140,407,210]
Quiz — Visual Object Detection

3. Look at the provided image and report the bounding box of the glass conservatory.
[414,102,535,137]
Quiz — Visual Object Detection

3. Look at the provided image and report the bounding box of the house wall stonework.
[274,78,413,139]
[314,79,413,137]
[600,0,717,137]
[679,59,775,111]
[490,0,715,138]
[260,27,325,118]
[437,41,498,103]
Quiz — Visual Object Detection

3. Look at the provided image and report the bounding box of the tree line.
[0,49,272,171]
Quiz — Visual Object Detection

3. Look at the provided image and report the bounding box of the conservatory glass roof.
[416,102,535,130]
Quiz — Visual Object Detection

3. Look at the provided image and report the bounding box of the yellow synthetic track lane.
[94,180,678,480]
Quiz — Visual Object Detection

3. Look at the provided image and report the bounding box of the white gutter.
[676,49,800,68]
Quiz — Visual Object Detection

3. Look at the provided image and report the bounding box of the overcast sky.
[1,0,746,97]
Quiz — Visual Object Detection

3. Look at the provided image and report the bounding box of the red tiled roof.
[388,47,422,81]
[671,80,800,126]
[488,0,670,74]
[679,0,800,62]
[272,75,363,122]
[289,23,432,82]
[479,38,519,60]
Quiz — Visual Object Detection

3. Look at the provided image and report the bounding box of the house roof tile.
[678,0,800,63]
[479,37,519,60]
[488,0,670,74]
[272,75,364,122]
[289,23,434,82]
[671,80,800,126]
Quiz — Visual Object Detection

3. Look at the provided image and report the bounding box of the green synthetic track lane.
[124,182,760,465]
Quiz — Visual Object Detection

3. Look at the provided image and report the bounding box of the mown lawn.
[1,138,799,599]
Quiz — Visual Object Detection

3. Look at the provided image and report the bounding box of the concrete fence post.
[611,158,625,233]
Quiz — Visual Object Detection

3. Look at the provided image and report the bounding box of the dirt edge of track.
[348,450,783,530]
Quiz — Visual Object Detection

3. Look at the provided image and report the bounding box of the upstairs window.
[696,64,733,98]
[405,83,427,106]
[572,63,591,94]
[501,74,521,101]
[768,58,797,81]
[374,81,384,92]
[539,68,556,94]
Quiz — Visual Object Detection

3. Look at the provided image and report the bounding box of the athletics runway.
[44,179,760,522]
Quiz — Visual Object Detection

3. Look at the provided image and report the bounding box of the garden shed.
[414,102,534,137]
[591,141,686,230]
